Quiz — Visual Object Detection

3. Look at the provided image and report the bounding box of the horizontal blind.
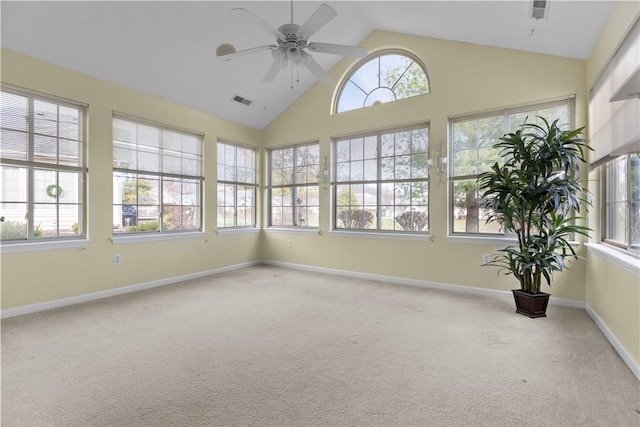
[590,17,640,167]
[113,115,202,178]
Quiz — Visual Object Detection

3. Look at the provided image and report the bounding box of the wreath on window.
[46,184,63,198]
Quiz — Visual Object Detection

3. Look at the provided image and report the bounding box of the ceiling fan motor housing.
[276,23,309,63]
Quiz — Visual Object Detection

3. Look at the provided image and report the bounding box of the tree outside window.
[269,143,319,228]
[449,99,574,235]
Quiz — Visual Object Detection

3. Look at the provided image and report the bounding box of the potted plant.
[476,117,591,318]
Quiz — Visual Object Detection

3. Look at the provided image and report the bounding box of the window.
[590,18,639,255]
[112,115,203,234]
[603,155,640,254]
[333,125,429,233]
[449,98,574,235]
[0,86,86,242]
[217,141,257,228]
[335,51,429,114]
[268,143,319,228]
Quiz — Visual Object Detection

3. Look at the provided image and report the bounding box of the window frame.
[112,114,204,236]
[0,84,87,244]
[267,142,320,229]
[601,153,640,255]
[334,49,430,114]
[216,140,257,229]
[331,123,430,235]
[448,96,576,238]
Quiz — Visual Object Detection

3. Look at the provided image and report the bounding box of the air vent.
[232,95,252,106]
[531,0,549,20]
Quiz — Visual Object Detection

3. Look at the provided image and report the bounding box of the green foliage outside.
[126,220,160,233]
[122,178,155,204]
[1,221,42,240]
[385,61,429,100]
[336,188,360,208]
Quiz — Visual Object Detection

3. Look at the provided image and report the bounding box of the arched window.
[335,51,430,114]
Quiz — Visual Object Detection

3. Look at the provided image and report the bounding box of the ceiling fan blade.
[301,51,331,84]
[296,3,337,39]
[307,42,367,58]
[218,45,278,61]
[232,8,283,38]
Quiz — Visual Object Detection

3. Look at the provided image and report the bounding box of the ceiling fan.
[218,1,367,85]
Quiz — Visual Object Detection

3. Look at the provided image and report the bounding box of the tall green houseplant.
[477,117,592,312]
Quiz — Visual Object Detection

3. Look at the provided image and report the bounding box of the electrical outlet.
[287,240,292,248]
[482,254,491,265]
[114,254,122,265]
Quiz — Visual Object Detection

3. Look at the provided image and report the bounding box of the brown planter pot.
[511,289,550,318]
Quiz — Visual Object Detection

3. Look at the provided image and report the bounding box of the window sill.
[447,234,516,246]
[585,242,640,276]
[1,239,91,254]
[264,227,320,235]
[330,230,431,241]
[216,228,259,236]
[447,234,581,248]
[111,231,206,245]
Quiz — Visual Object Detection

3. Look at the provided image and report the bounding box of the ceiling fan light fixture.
[285,43,301,63]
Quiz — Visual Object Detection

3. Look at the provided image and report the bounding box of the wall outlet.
[114,254,122,265]
[482,254,491,265]
[287,240,292,248]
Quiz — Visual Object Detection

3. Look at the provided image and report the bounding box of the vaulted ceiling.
[1,1,614,130]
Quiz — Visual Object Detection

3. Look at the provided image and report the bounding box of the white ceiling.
[1,1,614,130]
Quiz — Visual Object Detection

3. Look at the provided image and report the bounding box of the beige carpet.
[2,265,639,426]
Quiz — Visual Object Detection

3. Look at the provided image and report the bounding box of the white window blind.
[590,17,640,167]
[113,116,202,178]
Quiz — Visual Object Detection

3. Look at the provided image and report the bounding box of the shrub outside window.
[217,141,257,228]
[333,125,429,233]
[603,154,640,254]
[268,143,320,228]
[112,115,203,234]
[449,98,574,235]
[0,86,86,242]
[336,51,429,114]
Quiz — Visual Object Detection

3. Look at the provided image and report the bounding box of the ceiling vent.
[531,0,549,20]
[232,95,252,106]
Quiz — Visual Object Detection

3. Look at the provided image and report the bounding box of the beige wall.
[1,49,262,309]
[585,3,640,371]
[585,252,639,363]
[261,30,589,301]
[586,1,640,88]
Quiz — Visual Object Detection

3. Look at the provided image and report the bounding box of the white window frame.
[0,85,87,245]
[216,140,257,229]
[448,97,576,238]
[112,114,204,237]
[334,50,430,114]
[332,124,430,235]
[267,142,320,229]
[602,154,640,255]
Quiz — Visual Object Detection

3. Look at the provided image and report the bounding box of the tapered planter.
[512,289,550,318]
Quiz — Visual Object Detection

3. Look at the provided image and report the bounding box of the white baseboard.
[261,260,584,308]
[0,260,261,319]
[585,303,640,381]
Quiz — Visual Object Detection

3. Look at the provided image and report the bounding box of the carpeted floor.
[2,265,639,426]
